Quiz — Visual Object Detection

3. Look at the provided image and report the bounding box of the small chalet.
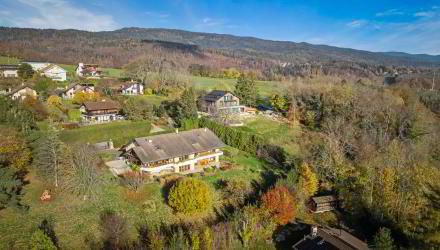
[310,195,340,213]
[293,225,368,250]
[76,63,102,78]
[60,83,95,99]
[80,100,123,123]
[120,82,144,95]
[120,128,225,176]
[0,64,19,78]
[200,90,245,115]
[8,85,37,100]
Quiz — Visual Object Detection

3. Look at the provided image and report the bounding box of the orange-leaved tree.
[261,186,296,225]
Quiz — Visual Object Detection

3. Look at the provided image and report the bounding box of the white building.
[120,128,225,176]
[25,62,67,81]
[60,83,95,99]
[40,64,67,81]
[8,85,37,101]
[120,82,144,95]
[76,63,102,78]
[0,65,19,78]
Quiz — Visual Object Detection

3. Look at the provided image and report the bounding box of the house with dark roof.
[200,90,245,115]
[120,128,225,175]
[79,100,124,123]
[60,83,95,99]
[310,195,340,213]
[292,226,369,250]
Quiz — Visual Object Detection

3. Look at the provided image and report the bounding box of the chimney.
[204,128,207,132]
[175,128,179,134]
[148,139,152,143]
[311,226,318,237]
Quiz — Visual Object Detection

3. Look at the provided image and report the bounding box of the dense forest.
[0,27,438,83]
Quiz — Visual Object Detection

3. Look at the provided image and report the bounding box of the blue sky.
[0,0,439,54]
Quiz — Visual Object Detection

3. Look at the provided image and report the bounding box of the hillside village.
[0,13,440,249]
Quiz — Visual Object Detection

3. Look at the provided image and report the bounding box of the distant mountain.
[0,26,438,79]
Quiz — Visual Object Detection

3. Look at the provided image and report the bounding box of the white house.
[0,65,19,78]
[76,63,102,78]
[8,85,37,101]
[60,83,95,99]
[120,82,144,95]
[40,64,67,81]
[120,128,225,176]
[25,62,67,81]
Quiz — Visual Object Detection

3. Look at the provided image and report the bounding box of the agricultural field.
[59,121,152,147]
[191,76,285,97]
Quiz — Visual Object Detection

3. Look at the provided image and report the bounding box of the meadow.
[59,121,152,147]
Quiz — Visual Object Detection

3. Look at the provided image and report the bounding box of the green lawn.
[60,121,151,147]
[191,76,285,97]
[238,116,302,156]
[59,64,123,78]
[0,56,21,64]
[134,95,170,106]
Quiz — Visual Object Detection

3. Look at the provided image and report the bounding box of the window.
[179,165,191,172]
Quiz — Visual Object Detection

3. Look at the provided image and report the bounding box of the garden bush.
[168,178,212,214]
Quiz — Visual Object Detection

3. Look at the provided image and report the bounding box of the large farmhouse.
[76,63,102,78]
[25,62,67,81]
[80,100,123,123]
[121,128,225,176]
[200,90,245,115]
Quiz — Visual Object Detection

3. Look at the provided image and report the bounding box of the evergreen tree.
[17,63,34,79]
[180,87,198,119]
[372,227,395,250]
[33,127,70,188]
[0,164,25,210]
[234,75,258,106]
[29,229,57,250]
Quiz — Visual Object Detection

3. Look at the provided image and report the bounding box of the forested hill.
[0,26,439,77]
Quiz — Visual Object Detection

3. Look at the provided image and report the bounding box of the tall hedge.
[198,117,265,154]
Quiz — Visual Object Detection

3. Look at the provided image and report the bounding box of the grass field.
[238,116,302,156]
[0,56,21,64]
[60,121,151,147]
[59,64,123,78]
[191,76,284,97]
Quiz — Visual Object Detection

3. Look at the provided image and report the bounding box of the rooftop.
[203,90,234,102]
[82,100,121,111]
[125,128,225,164]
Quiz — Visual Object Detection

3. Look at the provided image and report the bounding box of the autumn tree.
[261,186,296,225]
[0,128,31,170]
[271,94,288,112]
[234,75,258,106]
[297,162,318,197]
[122,97,153,121]
[72,92,100,104]
[168,178,212,214]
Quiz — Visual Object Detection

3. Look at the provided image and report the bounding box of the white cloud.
[201,17,223,26]
[8,0,118,31]
[414,11,436,18]
[346,19,368,28]
[376,9,404,17]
